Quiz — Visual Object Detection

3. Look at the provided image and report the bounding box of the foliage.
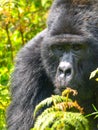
[32,88,90,130]
[86,104,98,119]
[0,67,11,130]
[0,0,52,129]
[90,68,98,81]
[88,69,98,119]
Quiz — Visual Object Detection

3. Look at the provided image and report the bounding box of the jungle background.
[0,0,52,129]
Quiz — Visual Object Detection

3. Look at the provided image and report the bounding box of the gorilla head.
[41,0,98,111]
[7,0,98,130]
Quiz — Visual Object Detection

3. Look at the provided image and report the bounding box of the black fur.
[7,0,98,130]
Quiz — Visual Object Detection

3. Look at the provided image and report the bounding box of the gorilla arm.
[7,29,54,130]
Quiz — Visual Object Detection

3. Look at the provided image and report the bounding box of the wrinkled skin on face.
[41,35,98,112]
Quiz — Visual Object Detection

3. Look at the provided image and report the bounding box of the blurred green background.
[0,0,52,129]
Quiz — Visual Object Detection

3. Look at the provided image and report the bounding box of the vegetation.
[32,69,98,130]
[0,0,52,129]
[32,88,90,130]
[90,68,98,81]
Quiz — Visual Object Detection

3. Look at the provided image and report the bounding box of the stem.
[20,29,25,45]
[6,24,14,62]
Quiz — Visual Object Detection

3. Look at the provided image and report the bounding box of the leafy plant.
[87,69,98,120]
[90,68,98,81]
[31,88,90,130]
[86,105,98,119]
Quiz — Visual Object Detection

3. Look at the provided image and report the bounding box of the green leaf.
[90,68,98,79]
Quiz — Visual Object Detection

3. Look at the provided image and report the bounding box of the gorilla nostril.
[58,62,73,78]
[65,68,71,77]
[59,68,64,74]
[59,66,72,77]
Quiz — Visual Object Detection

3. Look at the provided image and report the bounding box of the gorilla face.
[41,2,98,112]
[41,34,98,112]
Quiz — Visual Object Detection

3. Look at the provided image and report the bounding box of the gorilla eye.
[51,45,63,51]
[57,46,64,51]
[72,44,82,51]
[51,45,65,57]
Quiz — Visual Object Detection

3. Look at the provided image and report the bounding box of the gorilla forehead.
[42,34,92,48]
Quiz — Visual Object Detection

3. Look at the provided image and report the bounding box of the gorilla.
[7,0,98,130]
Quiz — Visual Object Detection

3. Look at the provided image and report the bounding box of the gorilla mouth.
[54,75,80,95]
[55,74,73,89]
[55,79,71,92]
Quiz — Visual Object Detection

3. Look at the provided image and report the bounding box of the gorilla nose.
[58,62,73,78]
[64,68,71,76]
